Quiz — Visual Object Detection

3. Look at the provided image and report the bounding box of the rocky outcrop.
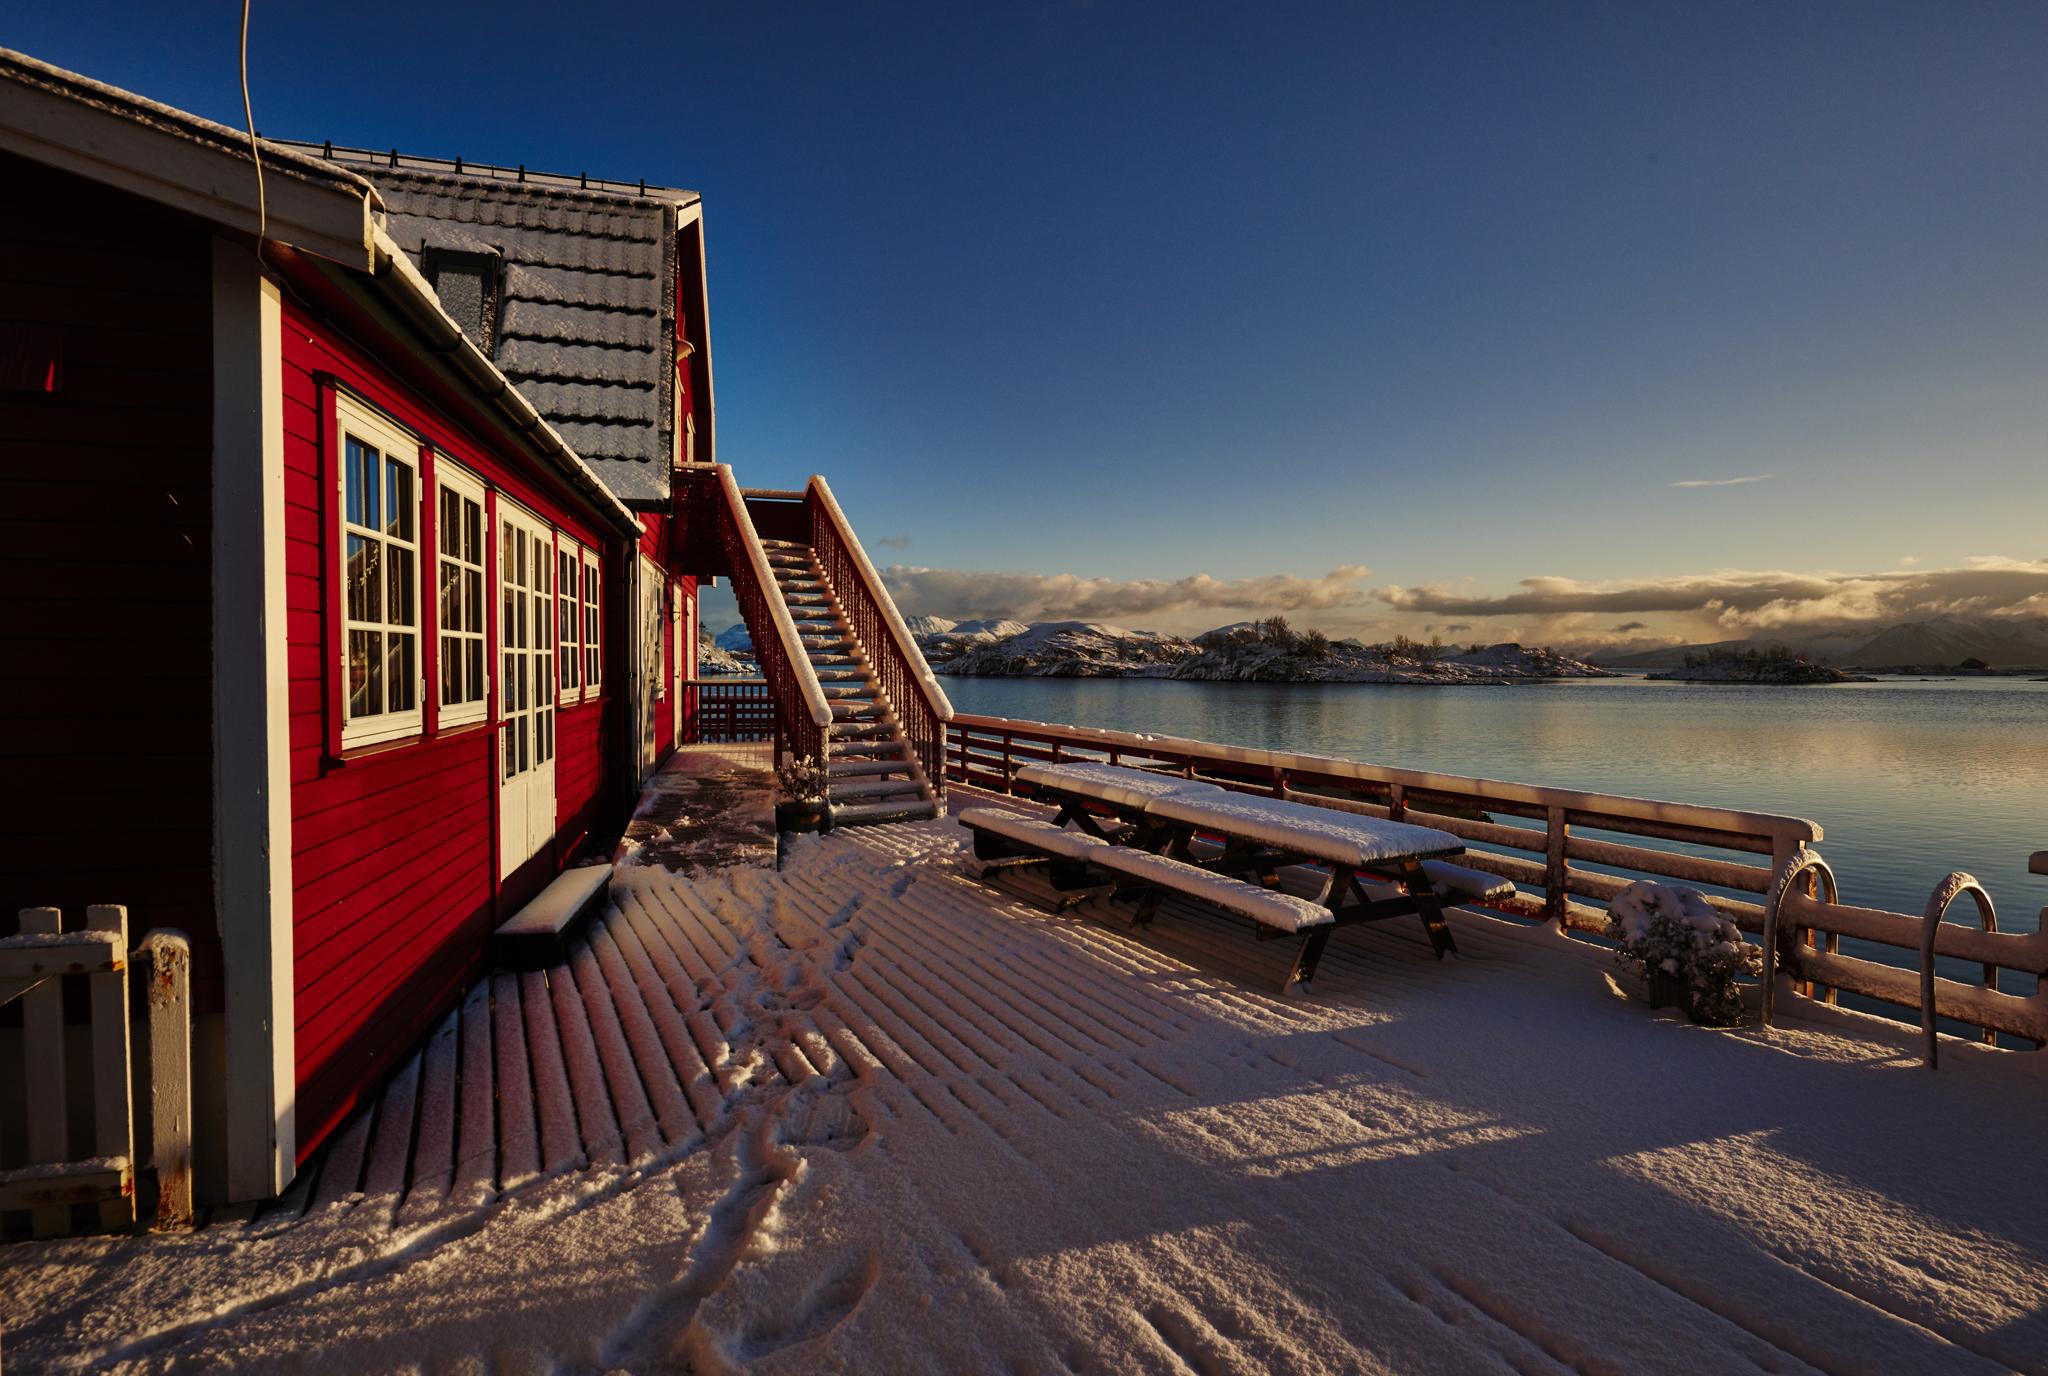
[930,621,1196,677]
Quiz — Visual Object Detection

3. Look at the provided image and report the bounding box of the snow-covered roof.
[275,142,697,507]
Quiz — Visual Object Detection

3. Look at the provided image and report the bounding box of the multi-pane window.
[338,399,422,746]
[436,463,488,727]
[557,546,581,695]
[582,551,602,691]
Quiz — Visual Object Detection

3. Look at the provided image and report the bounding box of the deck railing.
[682,678,775,743]
[945,713,2048,1050]
[807,476,952,798]
[712,465,832,765]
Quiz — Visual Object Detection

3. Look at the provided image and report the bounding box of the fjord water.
[942,675,2048,937]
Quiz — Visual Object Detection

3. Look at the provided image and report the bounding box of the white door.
[672,583,686,746]
[498,504,557,879]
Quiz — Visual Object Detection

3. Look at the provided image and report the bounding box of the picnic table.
[1142,789,1466,969]
[975,762,1499,990]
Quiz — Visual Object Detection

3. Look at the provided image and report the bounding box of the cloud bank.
[881,563,1373,626]
[1375,558,2048,634]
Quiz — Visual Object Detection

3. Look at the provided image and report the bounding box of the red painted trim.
[319,377,344,764]
[419,443,440,737]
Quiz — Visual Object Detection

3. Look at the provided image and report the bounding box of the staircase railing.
[807,475,953,799]
[714,465,833,763]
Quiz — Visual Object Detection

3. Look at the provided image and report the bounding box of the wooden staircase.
[760,538,939,826]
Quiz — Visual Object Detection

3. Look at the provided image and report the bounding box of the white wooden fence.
[1,905,192,1235]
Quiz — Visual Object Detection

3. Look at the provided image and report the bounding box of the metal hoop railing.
[1763,851,1838,1029]
[1920,873,1997,1069]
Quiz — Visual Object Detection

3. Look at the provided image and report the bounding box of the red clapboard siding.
[0,154,219,1007]
[279,286,632,1154]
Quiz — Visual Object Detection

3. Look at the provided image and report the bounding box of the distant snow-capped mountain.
[714,623,754,653]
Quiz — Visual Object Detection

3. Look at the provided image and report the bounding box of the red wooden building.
[0,50,711,1201]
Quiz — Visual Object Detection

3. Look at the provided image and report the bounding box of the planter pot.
[1633,968,1744,1027]
[775,801,832,870]
[775,801,832,835]
[1645,970,1688,1012]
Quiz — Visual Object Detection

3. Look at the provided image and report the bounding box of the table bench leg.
[1399,860,1459,958]
[1285,927,1334,993]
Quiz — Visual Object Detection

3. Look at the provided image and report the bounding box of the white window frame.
[557,542,581,698]
[434,460,489,729]
[582,548,602,695]
[336,394,425,748]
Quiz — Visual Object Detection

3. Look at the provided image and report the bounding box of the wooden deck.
[247,776,1412,1232]
[14,787,2046,1373]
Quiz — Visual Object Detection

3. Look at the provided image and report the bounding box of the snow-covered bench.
[1180,840,1515,911]
[961,807,1112,867]
[1360,860,1514,907]
[492,863,612,970]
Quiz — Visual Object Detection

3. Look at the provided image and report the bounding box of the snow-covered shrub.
[1605,881,1760,1026]
[775,756,830,803]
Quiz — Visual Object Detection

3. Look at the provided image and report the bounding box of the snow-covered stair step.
[820,682,872,697]
[491,864,611,970]
[830,778,925,802]
[831,702,884,720]
[829,758,914,777]
[831,740,907,758]
[833,798,939,827]
[831,722,895,740]
[800,636,852,651]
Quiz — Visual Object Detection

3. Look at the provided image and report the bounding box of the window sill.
[325,718,489,769]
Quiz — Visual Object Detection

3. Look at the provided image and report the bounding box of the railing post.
[1388,783,1406,822]
[84,904,135,1232]
[1002,733,1014,792]
[1543,806,1570,931]
[138,929,193,1229]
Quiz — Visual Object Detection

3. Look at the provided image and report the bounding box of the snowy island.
[914,616,1614,685]
[1647,647,1871,684]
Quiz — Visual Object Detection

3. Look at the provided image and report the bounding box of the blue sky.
[17,2,2046,646]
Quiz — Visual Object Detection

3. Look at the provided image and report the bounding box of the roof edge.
[272,139,699,210]
[0,47,381,269]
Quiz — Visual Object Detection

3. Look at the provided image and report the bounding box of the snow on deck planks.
[16,807,2048,1374]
